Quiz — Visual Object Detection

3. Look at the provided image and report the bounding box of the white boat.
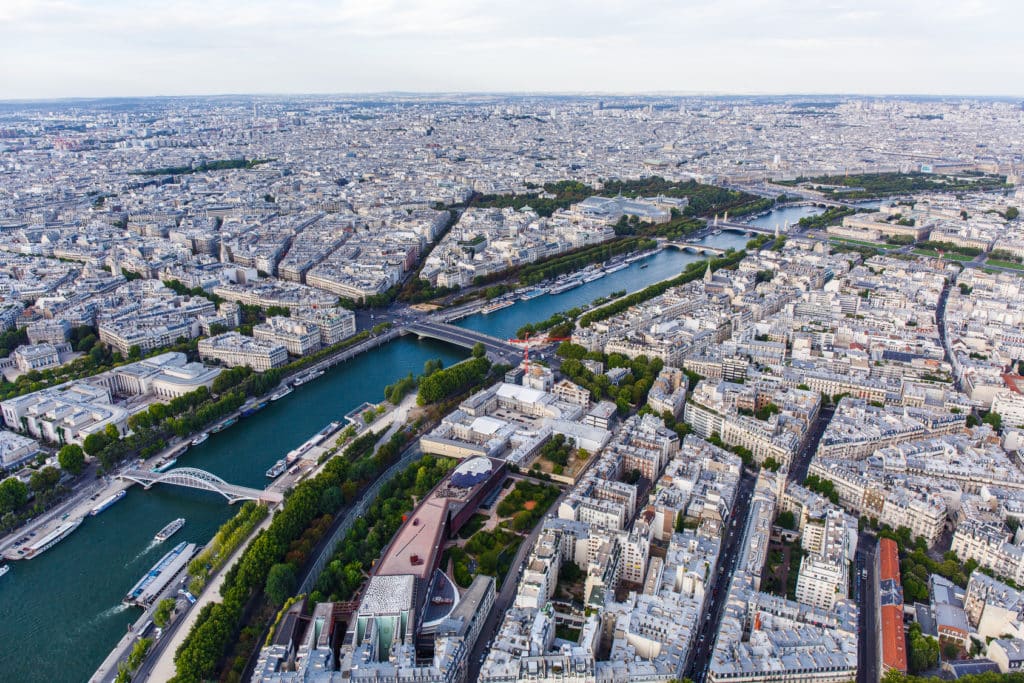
[155,518,186,543]
[582,270,606,283]
[124,541,197,606]
[481,299,514,314]
[191,433,209,446]
[293,369,324,387]
[0,565,9,579]
[91,490,127,516]
[21,518,83,559]
[270,386,293,401]
[518,287,548,301]
[548,277,584,294]
[604,263,629,274]
[266,460,287,479]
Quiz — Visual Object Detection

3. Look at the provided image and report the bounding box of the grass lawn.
[829,237,890,249]
[912,249,974,262]
[986,259,1024,270]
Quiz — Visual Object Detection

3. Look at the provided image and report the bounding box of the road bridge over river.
[402,320,522,363]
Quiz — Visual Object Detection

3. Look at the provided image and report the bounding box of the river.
[0,337,468,683]
[0,205,822,682]
[455,230,752,339]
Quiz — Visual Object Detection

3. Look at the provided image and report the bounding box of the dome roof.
[450,457,492,488]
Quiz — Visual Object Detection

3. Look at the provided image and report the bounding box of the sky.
[0,0,1022,99]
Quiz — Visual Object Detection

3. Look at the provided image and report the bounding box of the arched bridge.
[664,242,727,256]
[118,467,283,505]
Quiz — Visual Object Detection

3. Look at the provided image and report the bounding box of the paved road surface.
[856,534,879,683]
[685,469,758,683]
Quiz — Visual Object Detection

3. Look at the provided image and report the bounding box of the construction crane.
[507,333,570,374]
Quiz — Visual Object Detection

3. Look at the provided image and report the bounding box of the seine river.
[0,207,820,682]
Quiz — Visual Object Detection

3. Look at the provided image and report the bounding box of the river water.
[0,337,468,683]
[0,207,820,682]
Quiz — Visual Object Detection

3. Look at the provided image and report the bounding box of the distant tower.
[775,224,780,238]
[704,261,713,284]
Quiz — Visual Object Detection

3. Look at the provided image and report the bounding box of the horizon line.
[2,90,1023,105]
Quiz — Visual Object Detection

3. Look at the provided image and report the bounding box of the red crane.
[507,333,570,374]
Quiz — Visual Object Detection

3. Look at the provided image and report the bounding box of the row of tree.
[171,422,419,681]
[416,356,491,406]
[578,250,746,328]
[310,455,455,603]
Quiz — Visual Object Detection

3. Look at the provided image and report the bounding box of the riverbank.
[0,336,467,683]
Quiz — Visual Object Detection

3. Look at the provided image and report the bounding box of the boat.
[91,490,127,516]
[518,287,548,301]
[582,270,606,283]
[150,457,177,474]
[639,263,649,269]
[21,518,83,559]
[481,299,514,314]
[124,541,197,607]
[548,277,584,295]
[266,460,287,479]
[0,565,9,579]
[317,421,340,439]
[293,369,325,387]
[210,416,238,434]
[191,432,209,446]
[604,263,629,274]
[712,229,722,236]
[240,400,268,418]
[154,518,186,543]
[270,386,293,401]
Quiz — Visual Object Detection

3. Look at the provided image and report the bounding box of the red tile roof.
[882,605,908,673]
[879,537,900,583]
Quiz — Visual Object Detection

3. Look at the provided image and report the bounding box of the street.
[788,405,835,485]
[856,533,879,683]
[685,469,758,683]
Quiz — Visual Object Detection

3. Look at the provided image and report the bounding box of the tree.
[0,477,28,514]
[512,510,534,531]
[1006,206,1019,220]
[776,510,796,530]
[907,622,940,673]
[29,466,61,492]
[83,432,109,456]
[153,597,176,628]
[265,563,297,607]
[58,443,85,475]
[471,342,486,359]
[983,411,1003,431]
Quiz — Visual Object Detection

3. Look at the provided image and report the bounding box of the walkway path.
[140,514,273,682]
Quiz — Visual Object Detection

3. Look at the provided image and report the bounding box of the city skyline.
[2,0,1023,99]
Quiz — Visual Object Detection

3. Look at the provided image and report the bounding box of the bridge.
[663,241,727,256]
[711,220,778,235]
[118,467,284,505]
[402,320,522,362]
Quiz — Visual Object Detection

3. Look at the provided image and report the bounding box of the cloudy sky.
[1,0,1021,99]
